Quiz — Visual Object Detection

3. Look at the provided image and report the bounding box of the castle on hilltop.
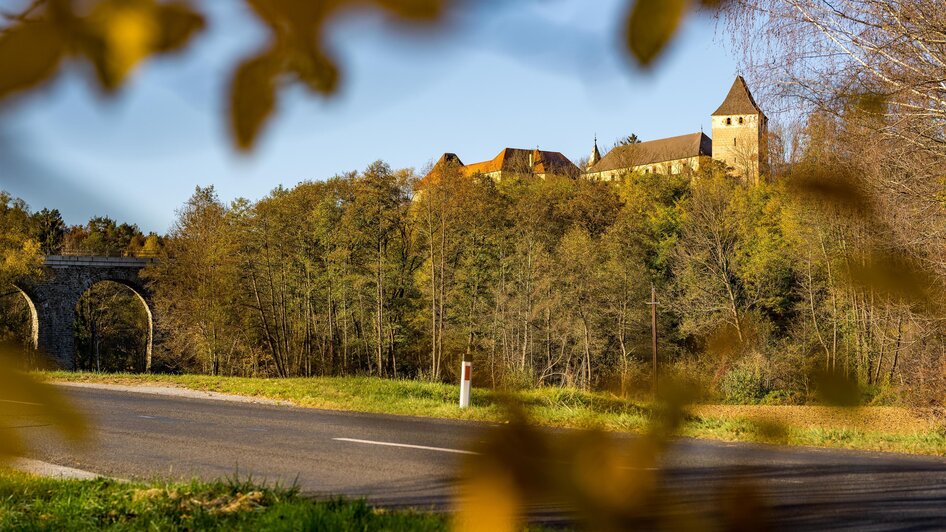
[430,148,580,183]
[426,76,767,184]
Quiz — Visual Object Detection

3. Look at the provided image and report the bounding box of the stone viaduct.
[14,256,155,371]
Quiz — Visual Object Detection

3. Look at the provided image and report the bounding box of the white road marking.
[0,399,44,406]
[333,437,479,455]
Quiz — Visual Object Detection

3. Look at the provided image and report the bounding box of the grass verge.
[0,469,446,531]
[39,371,946,456]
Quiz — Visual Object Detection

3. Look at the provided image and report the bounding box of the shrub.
[721,354,772,404]
[759,389,803,405]
[865,383,904,406]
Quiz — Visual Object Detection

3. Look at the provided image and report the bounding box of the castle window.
[733,138,737,146]
[726,117,732,125]
[738,117,744,125]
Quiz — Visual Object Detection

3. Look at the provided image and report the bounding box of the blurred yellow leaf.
[752,417,789,444]
[230,52,279,152]
[454,397,700,529]
[152,2,206,53]
[455,464,519,532]
[717,478,772,531]
[647,378,696,441]
[789,169,873,217]
[570,430,658,516]
[244,0,325,28]
[813,368,861,407]
[0,0,448,150]
[624,0,688,67]
[0,0,204,98]
[0,344,87,464]
[292,46,339,95]
[0,20,65,100]
[234,0,450,151]
[89,0,159,90]
[847,250,939,309]
[375,0,446,21]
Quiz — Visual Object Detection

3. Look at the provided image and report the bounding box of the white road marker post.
[459,354,472,409]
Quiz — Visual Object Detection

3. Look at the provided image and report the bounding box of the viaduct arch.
[14,256,155,371]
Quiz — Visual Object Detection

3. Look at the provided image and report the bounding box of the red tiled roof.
[462,148,578,177]
[420,152,464,187]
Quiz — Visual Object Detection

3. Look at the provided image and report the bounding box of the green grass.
[682,412,946,455]
[39,371,946,456]
[0,470,447,531]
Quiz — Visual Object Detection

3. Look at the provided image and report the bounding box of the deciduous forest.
[123,132,946,407]
[4,105,945,406]
[2,0,945,407]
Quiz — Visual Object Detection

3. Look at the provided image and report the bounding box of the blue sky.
[0,0,741,234]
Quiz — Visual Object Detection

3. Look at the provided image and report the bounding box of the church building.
[425,76,766,185]
[583,76,767,182]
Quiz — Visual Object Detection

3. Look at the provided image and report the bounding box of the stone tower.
[711,76,767,182]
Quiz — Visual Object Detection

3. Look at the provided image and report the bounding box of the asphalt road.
[13,386,946,529]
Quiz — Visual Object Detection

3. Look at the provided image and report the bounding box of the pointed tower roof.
[712,76,763,116]
[589,136,602,166]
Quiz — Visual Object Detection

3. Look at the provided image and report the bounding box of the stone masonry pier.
[14,256,155,370]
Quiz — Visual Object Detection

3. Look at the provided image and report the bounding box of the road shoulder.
[8,458,102,480]
[52,381,293,406]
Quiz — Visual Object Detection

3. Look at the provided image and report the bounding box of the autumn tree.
[672,174,797,378]
[74,282,150,372]
[143,186,243,375]
[0,193,42,286]
[30,209,66,255]
[338,162,414,377]
[413,160,507,381]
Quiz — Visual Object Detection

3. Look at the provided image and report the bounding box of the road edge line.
[7,458,102,480]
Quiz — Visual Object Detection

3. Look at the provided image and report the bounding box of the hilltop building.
[584,76,767,182]
[425,76,767,184]
[426,148,579,182]
[709,76,768,181]
[589,136,602,167]
[583,132,713,181]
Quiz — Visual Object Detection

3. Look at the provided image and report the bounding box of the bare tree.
[726,0,946,275]
[726,0,946,151]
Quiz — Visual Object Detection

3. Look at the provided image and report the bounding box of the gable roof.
[462,148,579,177]
[420,152,464,187]
[438,152,463,166]
[587,132,712,173]
[713,76,763,116]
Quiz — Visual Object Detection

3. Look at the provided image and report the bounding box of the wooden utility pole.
[647,284,658,397]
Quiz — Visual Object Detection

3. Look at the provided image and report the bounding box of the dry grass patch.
[690,405,934,433]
